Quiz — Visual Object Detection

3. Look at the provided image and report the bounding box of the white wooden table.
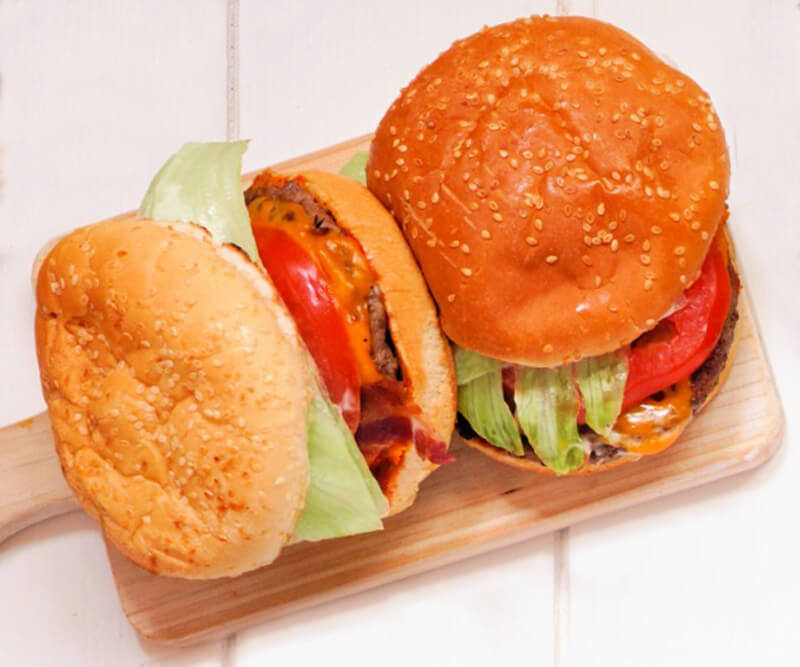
[1,1,797,665]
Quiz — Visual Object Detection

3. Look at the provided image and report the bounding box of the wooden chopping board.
[0,134,784,645]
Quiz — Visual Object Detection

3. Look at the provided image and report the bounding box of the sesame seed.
[646,318,656,327]
[674,246,686,256]
[651,225,662,234]
[447,294,456,303]
[461,267,473,277]
[581,255,592,266]
[642,240,651,251]
[611,240,619,252]
[526,236,537,246]
[597,203,606,215]
[709,180,720,190]
[546,255,558,264]
[461,244,470,254]
[701,231,709,240]
[431,192,440,203]
[594,275,602,287]
[543,344,554,353]
[669,212,681,222]
[644,279,654,291]
[534,218,544,231]
[449,240,460,248]
[640,254,651,265]
[426,238,437,248]
[609,305,619,313]
[417,201,426,209]
[492,213,504,222]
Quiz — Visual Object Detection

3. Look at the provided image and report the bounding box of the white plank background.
[0,1,797,665]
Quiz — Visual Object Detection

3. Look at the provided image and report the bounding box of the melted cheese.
[248,196,383,384]
[611,380,693,454]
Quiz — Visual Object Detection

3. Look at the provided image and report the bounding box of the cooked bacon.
[358,415,454,464]
[356,381,454,467]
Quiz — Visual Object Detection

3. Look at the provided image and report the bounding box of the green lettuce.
[514,366,585,475]
[338,151,369,184]
[292,396,388,542]
[454,347,523,456]
[138,141,259,262]
[575,351,629,436]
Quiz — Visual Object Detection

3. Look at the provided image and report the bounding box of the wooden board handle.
[0,412,77,543]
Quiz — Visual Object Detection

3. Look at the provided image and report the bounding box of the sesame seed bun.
[267,169,457,514]
[35,217,311,579]
[367,15,730,366]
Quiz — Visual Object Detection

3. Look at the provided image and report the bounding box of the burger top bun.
[368,15,730,366]
[35,217,311,579]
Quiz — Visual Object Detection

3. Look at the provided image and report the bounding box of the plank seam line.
[222,632,236,667]
[553,528,570,667]
[224,1,239,661]
[226,0,240,141]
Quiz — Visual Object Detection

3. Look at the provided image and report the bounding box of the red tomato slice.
[252,225,361,432]
[622,239,731,410]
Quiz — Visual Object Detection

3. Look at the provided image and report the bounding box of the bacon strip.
[358,415,454,464]
[356,381,454,466]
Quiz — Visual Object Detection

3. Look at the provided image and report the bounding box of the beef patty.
[690,259,740,410]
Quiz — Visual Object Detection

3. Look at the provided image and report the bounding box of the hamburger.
[34,141,455,578]
[367,15,739,475]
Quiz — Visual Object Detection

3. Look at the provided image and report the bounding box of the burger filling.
[245,172,451,495]
[455,228,738,475]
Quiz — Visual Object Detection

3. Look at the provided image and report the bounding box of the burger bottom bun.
[35,217,312,579]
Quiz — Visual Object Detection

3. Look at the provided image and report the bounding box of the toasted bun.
[35,217,311,578]
[277,170,457,514]
[367,15,730,366]
[462,240,742,475]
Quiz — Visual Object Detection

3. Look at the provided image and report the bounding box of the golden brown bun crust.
[282,170,457,514]
[462,247,742,475]
[367,15,730,366]
[35,218,311,578]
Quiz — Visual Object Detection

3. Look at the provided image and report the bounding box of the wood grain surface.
[91,135,783,646]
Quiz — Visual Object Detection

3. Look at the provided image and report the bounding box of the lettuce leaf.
[454,347,523,456]
[575,351,629,436]
[514,366,585,475]
[292,395,388,542]
[338,151,369,184]
[138,141,259,262]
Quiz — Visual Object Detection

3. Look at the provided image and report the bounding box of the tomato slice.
[252,225,361,432]
[622,237,731,410]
